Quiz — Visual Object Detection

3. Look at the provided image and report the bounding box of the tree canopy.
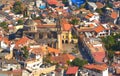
[17,19,24,25]
[70,58,88,68]
[12,1,24,14]
[0,22,8,30]
[102,34,120,51]
[70,18,79,25]
[21,46,29,59]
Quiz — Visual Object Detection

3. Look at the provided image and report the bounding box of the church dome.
[24,18,35,25]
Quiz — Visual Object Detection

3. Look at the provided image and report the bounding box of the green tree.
[70,18,79,25]
[70,58,88,68]
[62,0,68,3]
[101,34,120,51]
[12,1,23,14]
[21,46,29,59]
[17,19,24,25]
[108,50,114,60]
[0,22,8,30]
[95,9,103,15]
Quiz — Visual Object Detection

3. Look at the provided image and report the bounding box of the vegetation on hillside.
[12,1,24,14]
[70,58,88,68]
[102,34,120,62]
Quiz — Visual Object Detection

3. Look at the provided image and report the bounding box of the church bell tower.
[56,16,62,50]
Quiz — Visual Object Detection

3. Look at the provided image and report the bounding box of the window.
[33,65,35,67]
[66,36,68,38]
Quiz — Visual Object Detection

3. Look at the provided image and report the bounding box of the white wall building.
[83,64,108,76]
[25,55,43,70]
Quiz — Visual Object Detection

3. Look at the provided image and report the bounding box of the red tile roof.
[96,2,104,9]
[84,64,108,71]
[62,19,72,31]
[0,36,2,41]
[94,25,105,33]
[89,24,94,27]
[92,52,105,63]
[15,36,30,47]
[47,47,60,54]
[29,47,43,55]
[66,66,78,74]
[113,1,120,8]
[3,37,10,45]
[115,51,120,55]
[50,54,75,64]
[110,11,118,19]
[85,13,94,19]
[47,0,58,5]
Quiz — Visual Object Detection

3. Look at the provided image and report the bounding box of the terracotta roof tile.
[50,54,75,64]
[113,1,120,8]
[110,11,118,19]
[96,2,104,9]
[3,37,10,45]
[89,24,94,27]
[47,0,58,5]
[84,64,108,71]
[66,66,78,74]
[94,25,105,33]
[15,36,30,47]
[62,19,72,31]
[47,47,60,54]
[115,51,120,55]
[92,52,105,63]
[87,13,94,17]
[85,13,94,19]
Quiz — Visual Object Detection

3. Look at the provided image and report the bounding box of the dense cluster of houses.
[0,0,119,76]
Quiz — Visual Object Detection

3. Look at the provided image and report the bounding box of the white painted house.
[83,64,108,76]
[25,55,43,70]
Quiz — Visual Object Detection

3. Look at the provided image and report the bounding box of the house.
[101,8,118,24]
[50,53,75,66]
[25,54,43,70]
[112,51,120,75]
[66,66,78,76]
[8,24,14,34]
[47,47,60,56]
[113,1,120,9]
[85,13,100,22]
[15,36,35,48]
[36,0,46,9]
[69,0,85,7]
[0,58,21,71]
[28,44,51,56]
[0,14,6,22]
[47,0,58,6]
[0,37,11,49]
[74,22,110,38]
[79,36,106,63]
[96,2,104,9]
[83,64,108,76]
[94,24,110,37]
[23,65,56,76]
[87,2,97,11]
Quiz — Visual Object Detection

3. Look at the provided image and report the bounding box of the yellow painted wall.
[14,25,23,32]
[32,65,56,76]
